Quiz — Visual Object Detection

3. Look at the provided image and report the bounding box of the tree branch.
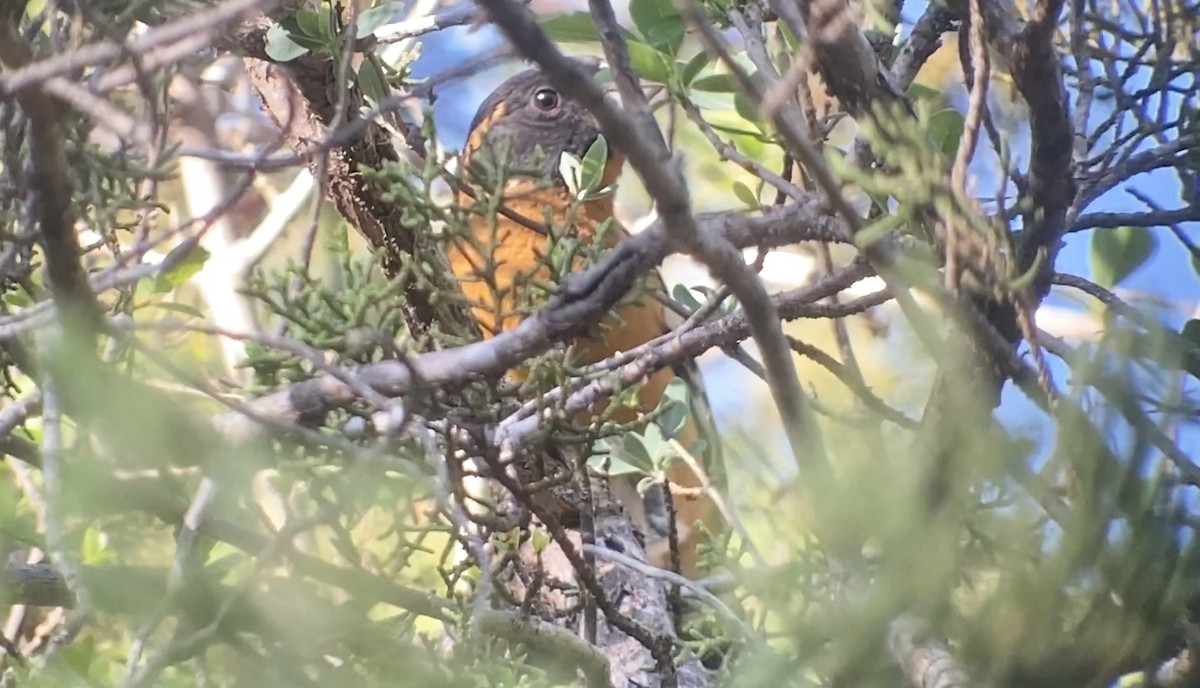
[477,0,830,477]
[215,200,851,442]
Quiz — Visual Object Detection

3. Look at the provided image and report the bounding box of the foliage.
[0,0,1197,686]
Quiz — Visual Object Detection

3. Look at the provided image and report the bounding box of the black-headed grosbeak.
[447,63,723,578]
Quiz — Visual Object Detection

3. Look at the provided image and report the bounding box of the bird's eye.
[531,87,561,113]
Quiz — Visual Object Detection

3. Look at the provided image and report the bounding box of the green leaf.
[539,12,601,43]
[928,108,965,158]
[729,129,766,160]
[82,526,116,565]
[154,246,211,294]
[61,635,96,676]
[318,4,334,39]
[3,289,30,308]
[578,134,609,195]
[627,40,672,83]
[145,301,206,319]
[639,423,668,467]
[680,51,710,86]
[589,436,654,476]
[356,1,402,38]
[621,432,657,472]
[296,9,326,39]
[907,83,942,103]
[732,181,760,209]
[357,57,390,105]
[657,378,692,437]
[530,528,550,553]
[734,91,760,126]
[1181,319,1200,378]
[1089,226,1157,288]
[265,24,311,62]
[629,0,684,54]
[671,283,703,311]
[692,73,735,92]
[558,150,582,196]
[664,377,690,407]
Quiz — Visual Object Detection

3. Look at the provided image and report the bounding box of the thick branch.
[0,14,100,334]
[216,200,851,441]
[887,615,976,688]
[947,0,1074,287]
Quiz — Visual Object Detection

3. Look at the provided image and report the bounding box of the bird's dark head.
[462,61,620,187]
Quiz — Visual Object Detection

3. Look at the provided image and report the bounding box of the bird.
[446,62,723,578]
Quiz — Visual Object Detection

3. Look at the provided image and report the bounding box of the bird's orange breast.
[447,181,671,423]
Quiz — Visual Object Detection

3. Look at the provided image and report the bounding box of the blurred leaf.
[531,528,550,553]
[728,128,767,161]
[639,422,668,466]
[907,82,943,103]
[1181,319,1200,378]
[734,91,760,126]
[1089,226,1156,288]
[3,289,30,308]
[732,181,760,209]
[928,108,965,158]
[295,9,327,39]
[629,0,684,54]
[680,51,710,86]
[672,283,703,311]
[0,481,39,545]
[358,57,390,104]
[692,73,736,92]
[627,40,672,83]
[540,12,602,42]
[356,0,402,38]
[145,301,206,319]
[154,246,210,293]
[657,378,692,437]
[264,24,312,61]
[589,435,654,476]
[688,90,735,111]
[578,134,609,195]
[60,635,96,676]
[82,526,116,565]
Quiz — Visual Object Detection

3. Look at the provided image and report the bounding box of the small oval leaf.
[680,51,710,86]
[357,58,389,105]
[265,24,311,62]
[629,0,684,54]
[1089,225,1157,288]
[627,40,672,83]
[732,181,760,209]
[928,108,965,158]
[578,134,609,194]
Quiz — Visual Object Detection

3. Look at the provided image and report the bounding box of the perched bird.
[446,63,723,577]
